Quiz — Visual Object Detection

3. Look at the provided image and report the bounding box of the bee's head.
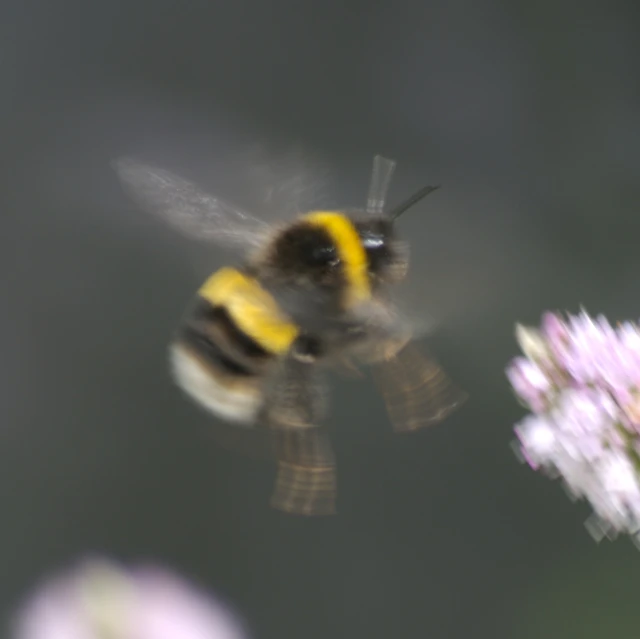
[354,183,441,287]
[354,216,409,286]
[259,182,439,304]
[262,212,406,307]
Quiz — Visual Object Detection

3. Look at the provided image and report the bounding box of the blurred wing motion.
[366,155,396,214]
[196,421,337,516]
[113,158,271,251]
[198,354,337,516]
[371,342,467,433]
[259,354,327,429]
[269,428,337,516]
[241,144,331,215]
[262,355,336,515]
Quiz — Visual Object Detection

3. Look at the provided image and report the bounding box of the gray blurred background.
[2,0,640,637]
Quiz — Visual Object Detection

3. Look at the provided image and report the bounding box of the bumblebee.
[114,154,467,515]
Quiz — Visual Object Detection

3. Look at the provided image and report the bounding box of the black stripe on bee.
[192,300,271,360]
[177,297,278,378]
[178,324,256,377]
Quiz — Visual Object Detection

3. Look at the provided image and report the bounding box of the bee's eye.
[363,235,384,251]
[361,234,389,273]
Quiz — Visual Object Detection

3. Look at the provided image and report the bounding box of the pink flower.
[540,311,569,360]
[507,310,640,545]
[514,414,557,470]
[11,559,248,639]
[506,357,551,411]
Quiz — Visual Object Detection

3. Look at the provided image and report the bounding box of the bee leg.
[335,356,365,379]
[380,332,413,361]
[290,333,324,364]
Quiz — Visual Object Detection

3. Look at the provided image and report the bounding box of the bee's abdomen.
[170,297,276,425]
[178,323,255,377]
[190,301,271,366]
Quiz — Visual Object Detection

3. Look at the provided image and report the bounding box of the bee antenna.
[388,184,441,221]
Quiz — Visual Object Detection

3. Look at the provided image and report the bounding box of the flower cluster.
[507,310,640,543]
[12,558,247,639]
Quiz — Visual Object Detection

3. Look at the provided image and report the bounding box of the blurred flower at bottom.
[11,557,248,639]
[506,310,640,545]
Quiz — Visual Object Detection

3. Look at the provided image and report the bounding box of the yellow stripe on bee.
[303,211,371,305]
[198,267,299,354]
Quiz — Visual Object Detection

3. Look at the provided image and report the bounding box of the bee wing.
[113,158,272,251]
[260,354,337,516]
[269,427,337,516]
[197,354,337,516]
[366,155,397,214]
[197,422,337,516]
[258,350,327,426]
[371,342,467,433]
